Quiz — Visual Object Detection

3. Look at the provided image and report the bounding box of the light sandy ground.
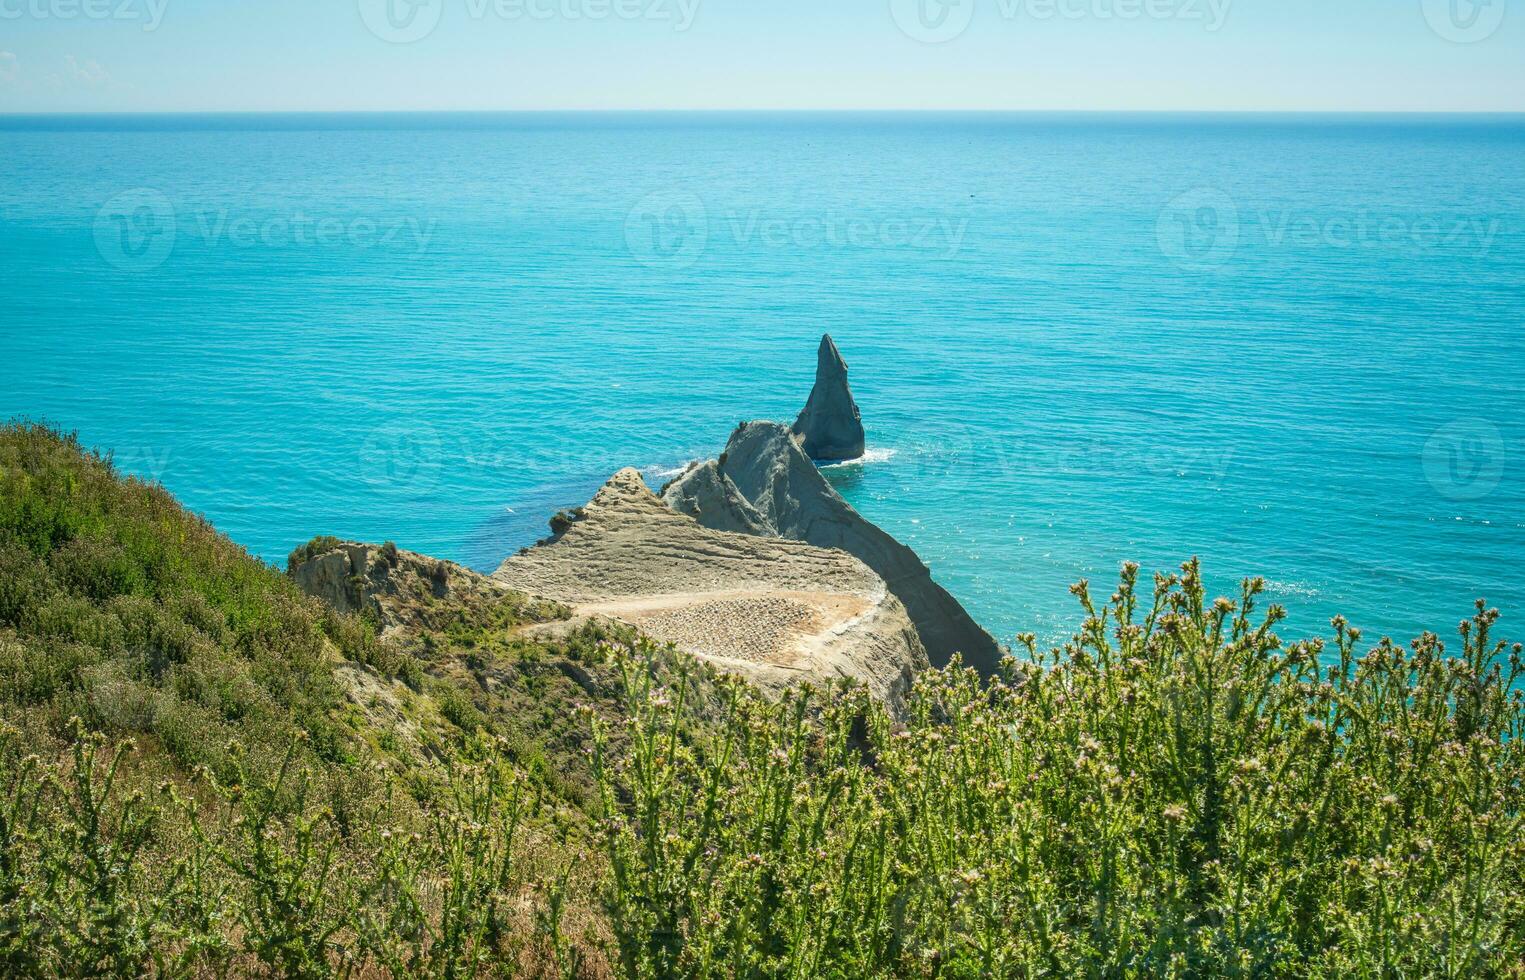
[580,589,876,669]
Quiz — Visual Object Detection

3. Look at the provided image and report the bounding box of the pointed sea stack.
[793,334,866,462]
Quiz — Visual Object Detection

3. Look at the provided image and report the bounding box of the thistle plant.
[0,721,175,977]
[183,734,352,978]
[597,561,1525,978]
[0,733,49,975]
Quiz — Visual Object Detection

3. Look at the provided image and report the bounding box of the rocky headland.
[293,335,1002,711]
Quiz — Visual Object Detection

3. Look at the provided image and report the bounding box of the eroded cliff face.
[493,468,928,713]
[793,334,866,462]
[660,460,777,536]
[664,422,1004,677]
[290,539,563,640]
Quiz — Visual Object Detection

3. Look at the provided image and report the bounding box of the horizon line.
[3,108,1525,117]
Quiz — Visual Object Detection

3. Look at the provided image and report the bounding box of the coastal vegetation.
[598,568,1524,977]
[1,423,1521,977]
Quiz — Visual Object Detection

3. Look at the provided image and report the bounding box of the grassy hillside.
[0,423,708,976]
[0,423,373,778]
[1,422,1522,977]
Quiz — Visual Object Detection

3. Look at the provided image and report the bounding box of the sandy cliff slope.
[493,468,928,710]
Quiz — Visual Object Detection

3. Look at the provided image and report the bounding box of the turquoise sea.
[2,112,1522,649]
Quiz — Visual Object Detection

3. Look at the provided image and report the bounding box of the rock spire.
[793,334,865,462]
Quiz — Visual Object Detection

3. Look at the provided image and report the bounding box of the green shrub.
[288,536,343,575]
[438,683,489,734]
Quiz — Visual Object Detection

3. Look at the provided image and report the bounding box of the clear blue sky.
[0,0,1520,112]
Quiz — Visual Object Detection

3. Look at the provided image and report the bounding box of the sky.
[0,0,1520,112]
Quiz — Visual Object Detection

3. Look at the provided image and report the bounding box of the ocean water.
[2,112,1522,650]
